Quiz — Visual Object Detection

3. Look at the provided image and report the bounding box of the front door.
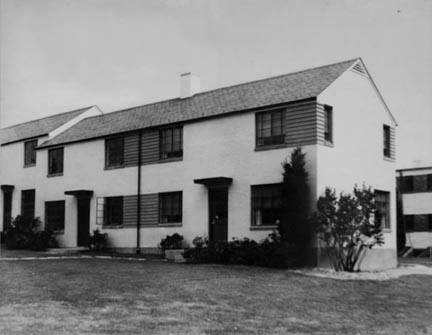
[208,187,228,242]
[77,197,90,246]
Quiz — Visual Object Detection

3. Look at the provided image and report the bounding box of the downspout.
[136,131,142,254]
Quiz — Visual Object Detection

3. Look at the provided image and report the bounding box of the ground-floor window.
[251,183,283,226]
[45,201,65,233]
[104,196,123,226]
[21,189,35,220]
[159,192,182,224]
[405,214,432,232]
[375,190,390,229]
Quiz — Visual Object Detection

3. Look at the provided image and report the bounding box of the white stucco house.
[0,58,397,269]
[397,166,432,249]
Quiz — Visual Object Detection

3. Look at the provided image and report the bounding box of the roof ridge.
[193,57,360,97]
[83,58,359,121]
[0,105,95,130]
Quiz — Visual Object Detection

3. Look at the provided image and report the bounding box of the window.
[160,127,183,160]
[45,201,65,232]
[405,214,432,232]
[105,136,124,168]
[383,125,391,158]
[375,190,390,229]
[104,196,123,226]
[402,176,414,192]
[159,192,182,224]
[24,139,37,167]
[48,147,64,175]
[405,215,414,232]
[324,105,333,143]
[427,174,432,191]
[21,189,35,219]
[256,109,285,147]
[251,184,283,226]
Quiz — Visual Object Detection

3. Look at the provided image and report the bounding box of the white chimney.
[180,72,200,99]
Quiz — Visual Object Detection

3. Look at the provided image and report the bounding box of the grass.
[0,259,431,334]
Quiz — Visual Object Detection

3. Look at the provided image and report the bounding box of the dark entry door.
[208,188,228,242]
[77,198,90,246]
[3,191,12,232]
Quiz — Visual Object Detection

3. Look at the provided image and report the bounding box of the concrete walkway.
[0,246,152,261]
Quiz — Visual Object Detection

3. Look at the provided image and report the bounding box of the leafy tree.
[279,147,310,244]
[314,185,384,272]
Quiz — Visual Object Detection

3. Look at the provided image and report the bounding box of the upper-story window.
[375,190,390,230]
[160,126,183,160]
[251,183,283,227]
[256,109,285,147]
[48,147,64,176]
[159,191,182,224]
[383,125,391,158]
[24,139,37,167]
[324,105,333,143]
[105,136,124,168]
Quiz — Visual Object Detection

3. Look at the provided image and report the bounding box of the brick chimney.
[180,72,200,99]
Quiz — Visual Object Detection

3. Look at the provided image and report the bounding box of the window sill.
[255,144,288,152]
[47,173,63,178]
[383,156,395,162]
[158,157,183,164]
[382,228,392,233]
[104,164,125,170]
[158,223,182,227]
[102,225,124,229]
[400,190,432,194]
[52,230,65,235]
[250,225,278,231]
[323,140,334,148]
[24,164,36,168]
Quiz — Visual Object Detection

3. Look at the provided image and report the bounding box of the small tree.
[279,147,311,263]
[314,185,384,272]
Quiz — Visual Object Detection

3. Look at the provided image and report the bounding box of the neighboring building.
[397,167,432,249]
[0,58,397,270]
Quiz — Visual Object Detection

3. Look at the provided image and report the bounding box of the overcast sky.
[1,0,431,168]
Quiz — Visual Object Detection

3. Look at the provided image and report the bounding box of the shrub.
[314,185,384,272]
[183,231,299,268]
[4,215,58,250]
[159,233,184,250]
[280,147,311,263]
[88,229,108,251]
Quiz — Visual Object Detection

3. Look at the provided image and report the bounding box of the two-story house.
[397,166,432,250]
[0,58,397,270]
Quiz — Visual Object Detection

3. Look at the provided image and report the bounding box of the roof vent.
[351,62,367,76]
[180,72,200,99]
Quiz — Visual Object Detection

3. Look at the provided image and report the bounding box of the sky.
[0,0,431,168]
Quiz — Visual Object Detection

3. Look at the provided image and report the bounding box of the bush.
[183,231,300,268]
[4,215,58,251]
[159,233,184,250]
[88,229,108,251]
[314,185,384,272]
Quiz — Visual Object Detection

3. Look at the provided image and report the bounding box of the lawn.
[0,259,431,335]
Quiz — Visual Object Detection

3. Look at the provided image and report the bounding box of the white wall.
[62,112,318,248]
[316,68,397,269]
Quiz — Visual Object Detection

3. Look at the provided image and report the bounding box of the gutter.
[136,131,142,254]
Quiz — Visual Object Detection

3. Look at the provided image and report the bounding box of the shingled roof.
[0,106,94,146]
[39,59,359,148]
